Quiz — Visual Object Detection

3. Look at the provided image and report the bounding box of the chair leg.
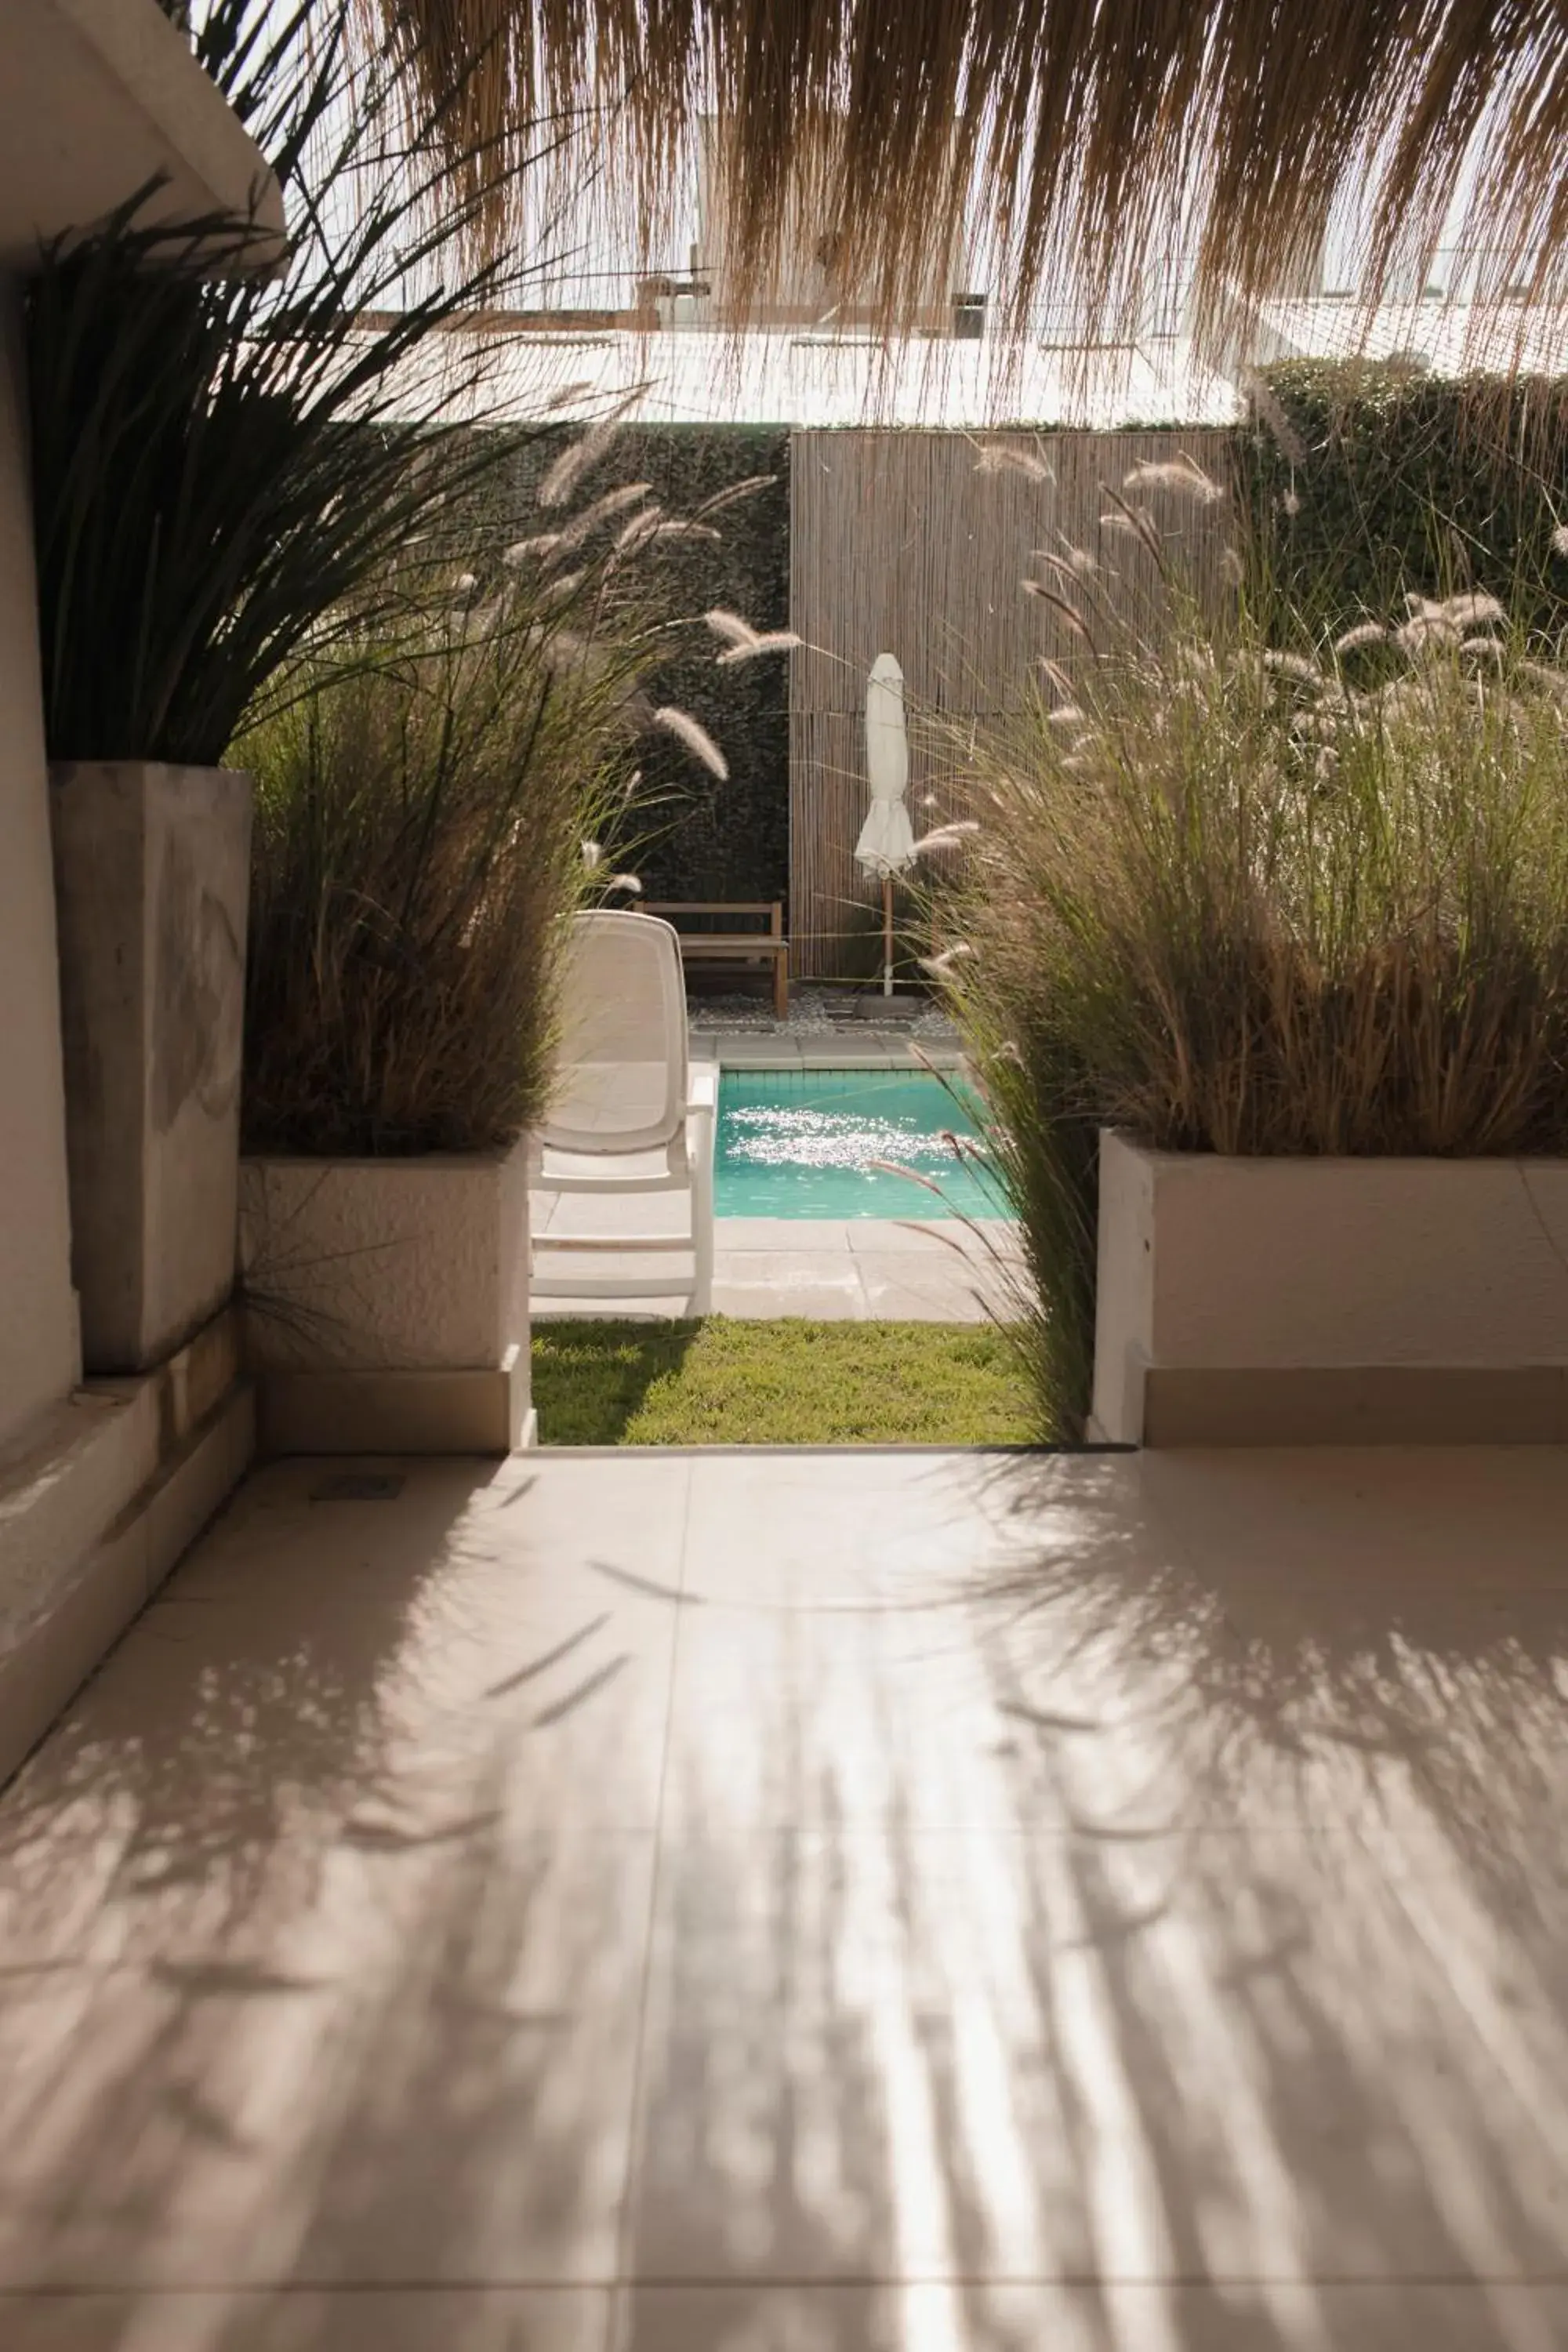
[691,1100,716,1317]
[773,951,789,1022]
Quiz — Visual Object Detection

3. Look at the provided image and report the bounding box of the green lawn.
[532,1319,1034,1445]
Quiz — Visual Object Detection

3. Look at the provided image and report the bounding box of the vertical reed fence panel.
[788,426,1233,977]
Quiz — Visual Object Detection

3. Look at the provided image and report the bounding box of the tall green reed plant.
[943,573,1568,1439]
[27,0,550,764]
[239,424,736,1158]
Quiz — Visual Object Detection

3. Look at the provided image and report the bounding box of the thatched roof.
[368,0,1568,352]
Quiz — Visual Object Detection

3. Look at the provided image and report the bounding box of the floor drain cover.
[310,1472,406,1503]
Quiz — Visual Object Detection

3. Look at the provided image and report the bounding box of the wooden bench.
[644,901,789,1020]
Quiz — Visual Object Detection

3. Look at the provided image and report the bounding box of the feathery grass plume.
[1552,524,1568,559]
[1396,612,1463,655]
[652,705,729,779]
[1033,553,1101,600]
[716,630,802,665]
[1334,622,1388,655]
[920,943,975,978]
[1243,374,1308,470]
[1051,541,1099,579]
[1441,592,1506,630]
[614,506,666,554]
[604,873,643,893]
[1045,704,1085,727]
[650,520,721,543]
[1038,657,1076,701]
[1123,456,1225,506]
[504,532,564,567]
[238,583,651,1158]
[1219,546,1246,586]
[1098,487,1164,567]
[1461,634,1507,662]
[704,608,760,648]
[1022,583,1098,652]
[550,481,654,554]
[975,444,1055,482]
[694,474,778,520]
[940,601,1568,1438]
[912,821,981,857]
[536,393,641,510]
[1261,648,1327,686]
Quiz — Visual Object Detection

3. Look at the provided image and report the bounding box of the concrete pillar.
[0,273,81,1445]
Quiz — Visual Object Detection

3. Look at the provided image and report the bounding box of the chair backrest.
[542,909,689,1154]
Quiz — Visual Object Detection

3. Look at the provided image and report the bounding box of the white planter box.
[51,760,252,1373]
[1092,1130,1568,1445]
[239,1142,534,1454]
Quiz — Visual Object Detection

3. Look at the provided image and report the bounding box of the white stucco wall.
[238,1145,532,1373]
[1091,1128,1568,1439]
[0,274,79,1446]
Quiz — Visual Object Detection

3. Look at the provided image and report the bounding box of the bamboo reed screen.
[787,426,1234,977]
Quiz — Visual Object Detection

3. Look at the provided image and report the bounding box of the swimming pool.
[714,1068,1007,1219]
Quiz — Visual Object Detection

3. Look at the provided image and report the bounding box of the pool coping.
[695,1038,967,1073]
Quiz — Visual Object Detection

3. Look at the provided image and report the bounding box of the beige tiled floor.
[5,1446,1568,2347]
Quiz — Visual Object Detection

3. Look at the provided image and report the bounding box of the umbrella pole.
[882,876,895,997]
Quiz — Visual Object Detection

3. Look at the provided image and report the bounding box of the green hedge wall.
[1235,362,1568,643]
[466,422,790,909]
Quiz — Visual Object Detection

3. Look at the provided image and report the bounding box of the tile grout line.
[608,1453,698,2322]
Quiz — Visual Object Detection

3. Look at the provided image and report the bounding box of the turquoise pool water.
[715,1069,1006,1220]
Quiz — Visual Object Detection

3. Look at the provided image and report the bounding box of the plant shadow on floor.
[4,1450,1568,2347]
[618,1442,1568,2349]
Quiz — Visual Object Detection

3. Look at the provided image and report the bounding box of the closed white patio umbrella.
[855,652,915,997]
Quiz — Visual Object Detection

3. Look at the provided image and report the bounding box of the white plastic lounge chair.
[531,909,717,1314]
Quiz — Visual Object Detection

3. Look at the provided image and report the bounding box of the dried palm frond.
[365,0,1568,360]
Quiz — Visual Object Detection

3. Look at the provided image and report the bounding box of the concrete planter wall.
[239,1143,534,1454]
[51,760,252,1374]
[1092,1129,1568,1446]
